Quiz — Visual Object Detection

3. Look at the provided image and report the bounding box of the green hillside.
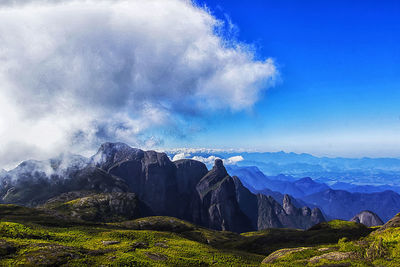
[261,216,400,266]
[2,200,396,266]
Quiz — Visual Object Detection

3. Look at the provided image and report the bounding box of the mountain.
[196,159,252,232]
[0,142,324,232]
[171,150,400,186]
[226,166,302,206]
[227,165,329,198]
[93,143,181,217]
[226,165,400,222]
[0,164,128,206]
[254,187,313,210]
[232,176,325,230]
[350,210,383,227]
[292,177,330,196]
[174,159,208,221]
[331,181,400,194]
[301,189,400,222]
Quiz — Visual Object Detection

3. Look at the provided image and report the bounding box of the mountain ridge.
[0,142,325,232]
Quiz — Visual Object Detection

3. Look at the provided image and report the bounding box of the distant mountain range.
[167,150,400,186]
[226,165,330,198]
[302,189,400,222]
[226,165,400,222]
[330,181,400,194]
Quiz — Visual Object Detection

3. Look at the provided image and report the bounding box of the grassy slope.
[260,219,400,266]
[1,204,399,266]
[0,205,263,266]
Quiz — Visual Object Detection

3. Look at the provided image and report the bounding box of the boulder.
[350,210,384,227]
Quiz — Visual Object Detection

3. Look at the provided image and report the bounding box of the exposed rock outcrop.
[174,159,208,222]
[257,194,285,228]
[232,176,259,229]
[44,192,145,222]
[196,159,252,232]
[350,210,384,227]
[261,247,312,264]
[96,145,178,216]
[232,175,325,230]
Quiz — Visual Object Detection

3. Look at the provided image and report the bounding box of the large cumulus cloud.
[0,0,277,168]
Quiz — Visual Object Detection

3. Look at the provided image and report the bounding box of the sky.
[172,0,400,157]
[0,0,399,168]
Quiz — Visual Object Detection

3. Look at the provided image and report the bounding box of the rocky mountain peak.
[283,194,291,204]
[302,206,311,216]
[311,207,325,225]
[283,194,297,215]
[197,159,229,194]
[214,158,224,168]
[210,159,228,177]
[91,142,144,171]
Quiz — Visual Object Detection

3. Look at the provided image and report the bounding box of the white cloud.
[172,152,191,161]
[0,0,277,168]
[225,155,244,165]
[191,155,221,166]
[188,155,243,166]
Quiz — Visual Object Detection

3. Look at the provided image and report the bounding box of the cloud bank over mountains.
[171,152,244,167]
[0,0,277,168]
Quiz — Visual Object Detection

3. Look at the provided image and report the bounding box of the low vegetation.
[1,203,400,266]
[260,215,400,266]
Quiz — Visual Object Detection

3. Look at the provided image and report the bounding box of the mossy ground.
[260,219,400,266]
[0,205,264,266]
[1,204,400,266]
[0,220,265,266]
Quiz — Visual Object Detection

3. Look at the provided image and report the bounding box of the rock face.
[91,143,209,222]
[281,194,325,229]
[196,159,252,232]
[0,163,127,206]
[350,210,384,227]
[232,176,325,230]
[257,194,286,228]
[232,176,259,229]
[92,143,178,216]
[174,159,208,222]
[0,142,325,232]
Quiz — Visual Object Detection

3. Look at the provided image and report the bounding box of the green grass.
[0,220,264,266]
[223,220,373,256]
[258,220,400,266]
[1,203,399,266]
[0,206,265,267]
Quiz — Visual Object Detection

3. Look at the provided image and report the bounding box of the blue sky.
[0,0,399,168]
[165,0,400,157]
